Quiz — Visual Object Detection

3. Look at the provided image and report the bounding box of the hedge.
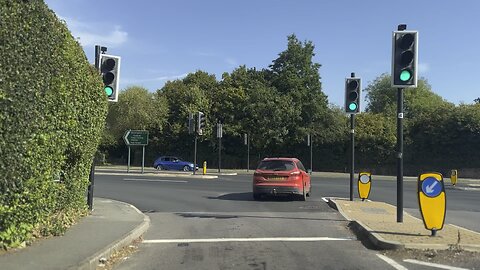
[0,0,108,248]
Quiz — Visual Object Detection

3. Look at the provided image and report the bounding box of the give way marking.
[143,237,352,244]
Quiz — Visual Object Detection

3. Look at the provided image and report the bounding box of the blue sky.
[45,0,479,107]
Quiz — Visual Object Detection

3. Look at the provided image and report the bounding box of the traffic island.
[328,198,480,252]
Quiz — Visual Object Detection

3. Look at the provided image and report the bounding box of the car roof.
[261,157,299,162]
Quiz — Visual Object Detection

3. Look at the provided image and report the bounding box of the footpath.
[0,198,149,270]
[328,198,480,251]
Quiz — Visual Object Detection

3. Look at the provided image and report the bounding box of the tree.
[267,34,329,147]
[106,86,167,139]
[155,72,214,158]
[364,73,452,118]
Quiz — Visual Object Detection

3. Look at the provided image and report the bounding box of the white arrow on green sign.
[123,130,149,146]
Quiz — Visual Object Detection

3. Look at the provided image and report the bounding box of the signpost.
[123,130,149,173]
[418,172,446,236]
[358,172,372,201]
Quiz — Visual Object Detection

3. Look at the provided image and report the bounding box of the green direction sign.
[123,130,148,146]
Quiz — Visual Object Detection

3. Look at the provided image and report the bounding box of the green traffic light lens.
[104,86,113,97]
[348,103,357,111]
[400,70,412,81]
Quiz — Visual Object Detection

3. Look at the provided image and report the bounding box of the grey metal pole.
[142,146,145,174]
[350,114,355,201]
[247,135,250,172]
[310,137,313,173]
[87,160,95,210]
[397,87,404,222]
[193,135,197,175]
[127,146,131,173]
[218,136,221,173]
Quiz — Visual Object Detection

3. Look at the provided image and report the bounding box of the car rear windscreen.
[257,160,295,171]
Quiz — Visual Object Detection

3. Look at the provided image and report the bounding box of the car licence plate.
[267,176,286,181]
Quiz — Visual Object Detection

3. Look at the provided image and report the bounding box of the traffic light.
[345,77,361,114]
[392,30,418,87]
[99,54,121,102]
[188,113,194,134]
[197,111,205,135]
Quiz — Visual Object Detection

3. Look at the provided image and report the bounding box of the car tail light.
[290,171,301,175]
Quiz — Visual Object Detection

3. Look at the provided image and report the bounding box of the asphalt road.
[94,171,480,269]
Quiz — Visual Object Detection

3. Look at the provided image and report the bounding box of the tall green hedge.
[0,0,108,248]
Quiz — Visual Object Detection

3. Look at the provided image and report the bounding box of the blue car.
[153,156,197,172]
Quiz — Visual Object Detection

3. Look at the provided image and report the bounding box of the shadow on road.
[206,192,297,202]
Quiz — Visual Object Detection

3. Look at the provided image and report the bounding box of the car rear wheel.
[183,165,190,172]
[299,183,307,201]
[156,165,164,170]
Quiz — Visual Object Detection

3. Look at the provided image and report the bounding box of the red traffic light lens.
[348,80,358,91]
[102,58,116,71]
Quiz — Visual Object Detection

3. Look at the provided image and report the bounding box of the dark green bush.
[0,0,108,248]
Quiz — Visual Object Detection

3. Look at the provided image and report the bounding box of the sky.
[44,0,480,107]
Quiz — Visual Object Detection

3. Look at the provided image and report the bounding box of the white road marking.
[143,237,352,244]
[403,259,469,270]
[321,197,329,202]
[376,254,408,270]
[123,178,188,183]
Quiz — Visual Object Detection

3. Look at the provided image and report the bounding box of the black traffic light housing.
[345,77,361,114]
[99,54,121,102]
[188,113,195,134]
[197,111,206,135]
[392,30,418,87]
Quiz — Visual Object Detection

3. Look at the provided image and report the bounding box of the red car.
[252,157,311,201]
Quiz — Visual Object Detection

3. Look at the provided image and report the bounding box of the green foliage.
[99,35,480,176]
[0,0,107,248]
[355,113,396,168]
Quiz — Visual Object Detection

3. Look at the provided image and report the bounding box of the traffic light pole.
[397,87,404,222]
[247,135,250,172]
[193,134,198,175]
[88,45,107,211]
[218,136,222,173]
[310,136,313,173]
[350,114,355,202]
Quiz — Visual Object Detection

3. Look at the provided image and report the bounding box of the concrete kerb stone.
[77,203,151,270]
[327,198,404,250]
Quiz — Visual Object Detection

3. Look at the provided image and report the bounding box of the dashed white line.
[376,254,408,270]
[321,197,329,203]
[403,259,469,270]
[123,178,188,183]
[143,237,352,244]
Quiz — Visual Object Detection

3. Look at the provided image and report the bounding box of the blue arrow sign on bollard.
[421,177,442,198]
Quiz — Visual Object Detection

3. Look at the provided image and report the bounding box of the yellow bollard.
[451,170,458,186]
[203,161,207,175]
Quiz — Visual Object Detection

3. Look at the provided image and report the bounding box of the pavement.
[328,198,480,252]
[0,198,150,270]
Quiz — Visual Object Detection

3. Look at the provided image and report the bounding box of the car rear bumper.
[253,185,302,195]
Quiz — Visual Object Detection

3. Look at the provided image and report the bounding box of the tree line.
[100,34,480,177]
